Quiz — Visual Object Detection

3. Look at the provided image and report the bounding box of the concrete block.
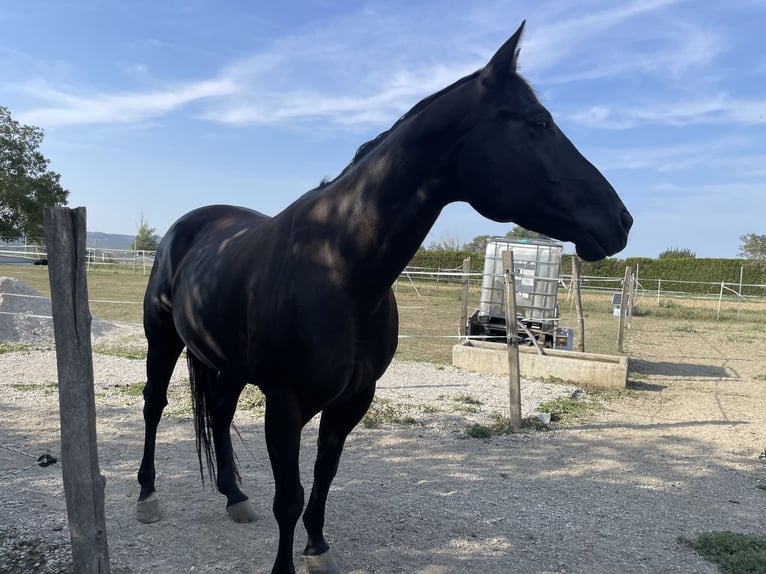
[452,341,628,389]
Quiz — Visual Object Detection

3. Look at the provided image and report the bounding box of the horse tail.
[187,351,217,485]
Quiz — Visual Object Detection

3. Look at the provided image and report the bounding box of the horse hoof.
[304,550,342,574]
[226,500,257,523]
[136,493,162,524]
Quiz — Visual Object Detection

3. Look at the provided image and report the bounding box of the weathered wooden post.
[458,257,471,341]
[616,266,632,353]
[44,206,111,574]
[571,255,585,352]
[503,250,522,428]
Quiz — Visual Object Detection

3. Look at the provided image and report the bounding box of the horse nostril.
[621,210,633,232]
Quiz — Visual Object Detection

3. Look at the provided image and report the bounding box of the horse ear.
[480,20,525,84]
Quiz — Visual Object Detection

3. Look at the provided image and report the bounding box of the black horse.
[137,22,632,574]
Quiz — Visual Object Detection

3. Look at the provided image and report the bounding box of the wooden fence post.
[44,207,111,574]
[503,250,522,428]
[571,255,585,352]
[616,266,632,353]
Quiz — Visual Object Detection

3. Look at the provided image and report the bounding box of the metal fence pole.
[458,257,471,341]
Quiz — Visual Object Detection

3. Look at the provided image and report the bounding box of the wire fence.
[1,265,765,342]
[396,265,766,326]
[401,264,766,302]
[0,443,59,481]
[0,245,156,274]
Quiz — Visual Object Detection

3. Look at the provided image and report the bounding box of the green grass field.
[2,264,149,324]
[3,264,765,362]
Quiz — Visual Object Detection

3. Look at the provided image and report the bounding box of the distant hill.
[1,232,138,252]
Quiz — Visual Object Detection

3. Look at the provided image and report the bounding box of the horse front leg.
[302,384,376,574]
[210,374,257,523]
[264,391,306,574]
[137,338,184,523]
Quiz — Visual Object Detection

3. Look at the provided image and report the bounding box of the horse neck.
[317,131,459,293]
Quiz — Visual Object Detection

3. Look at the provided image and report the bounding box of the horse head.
[456,22,632,261]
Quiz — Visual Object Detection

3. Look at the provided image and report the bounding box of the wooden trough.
[452,341,629,389]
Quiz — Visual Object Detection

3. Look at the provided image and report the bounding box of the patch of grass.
[671,324,696,333]
[420,404,439,414]
[453,394,481,405]
[452,404,480,414]
[678,531,766,574]
[165,402,193,420]
[537,396,596,423]
[117,382,145,397]
[753,374,766,381]
[0,343,27,354]
[11,381,58,393]
[451,394,482,414]
[96,347,146,360]
[722,334,754,344]
[11,383,38,392]
[239,385,266,412]
[540,375,566,384]
[393,286,466,364]
[464,424,492,438]
[362,397,417,428]
[464,413,549,438]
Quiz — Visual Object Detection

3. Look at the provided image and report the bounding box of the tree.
[464,234,491,254]
[658,247,696,259]
[0,106,68,241]
[131,213,160,252]
[738,233,766,260]
[427,230,463,251]
[505,226,547,240]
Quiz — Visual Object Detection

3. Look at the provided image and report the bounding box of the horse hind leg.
[136,333,184,524]
[210,373,257,523]
[302,384,376,574]
[185,354,257,523]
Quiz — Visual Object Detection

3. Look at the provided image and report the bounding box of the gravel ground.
[0,346,577,574]
[2,341,765,574]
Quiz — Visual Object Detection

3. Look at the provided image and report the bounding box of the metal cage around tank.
[468,237,571,348]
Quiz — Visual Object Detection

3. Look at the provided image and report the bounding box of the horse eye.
[531,118,550,131]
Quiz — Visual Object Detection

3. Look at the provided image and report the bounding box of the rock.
[0,276,119,347]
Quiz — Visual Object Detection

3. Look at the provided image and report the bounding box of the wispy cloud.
[569,94,766,128]
[13,78,238,127]
[649,180,766,207]
[596,137,752,172]
[201,62,469,127]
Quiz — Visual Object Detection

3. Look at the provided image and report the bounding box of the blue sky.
[1,0,764,258]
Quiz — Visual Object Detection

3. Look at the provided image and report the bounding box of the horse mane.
[319,61,536,189]
[329,69,483,183]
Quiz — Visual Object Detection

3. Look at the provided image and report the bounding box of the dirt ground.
[1,317,765,574]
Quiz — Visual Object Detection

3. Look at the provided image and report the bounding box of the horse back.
[143,205,270,327]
